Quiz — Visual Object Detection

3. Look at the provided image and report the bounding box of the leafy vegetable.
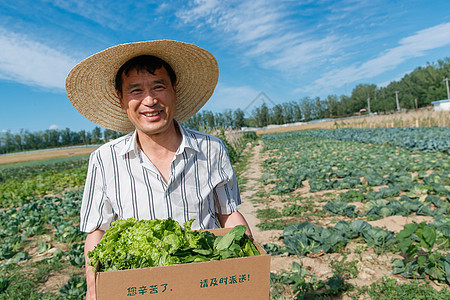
[323,201,358,218]
[266,220,397,257]
[88,219,259,272]
[393,221,450,283]
[59,276,87,299]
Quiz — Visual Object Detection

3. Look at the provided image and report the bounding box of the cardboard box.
[95,228,271,299]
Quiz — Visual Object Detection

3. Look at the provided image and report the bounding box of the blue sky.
[1,0,450,132]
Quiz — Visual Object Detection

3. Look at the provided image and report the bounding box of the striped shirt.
[80,124,241,233]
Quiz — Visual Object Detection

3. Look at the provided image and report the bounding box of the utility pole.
[444,78,450,100]
[394,91,400,112]
[367,97,371,114]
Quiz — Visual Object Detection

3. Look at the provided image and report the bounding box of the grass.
[281,204,306,217]
[355,276,450,300]
[256,208,282,219]
[0,255,66,299]
[257,219,302,231]
[233,139,258,192]
[271,263,450,300]
[330,256,359,280]
[270,262,351,299]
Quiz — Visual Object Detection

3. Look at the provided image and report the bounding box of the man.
[65,40,252,300]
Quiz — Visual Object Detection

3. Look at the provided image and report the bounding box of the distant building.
[431,99,450,111]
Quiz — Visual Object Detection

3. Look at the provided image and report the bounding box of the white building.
[431,99,450,111]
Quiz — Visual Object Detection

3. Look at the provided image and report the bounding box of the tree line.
[185,57,450,130]
[1,57,449,153]
[0,127,122,154]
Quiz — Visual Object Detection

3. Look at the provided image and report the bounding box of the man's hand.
[84,229,105,300]
[217,211,253,240]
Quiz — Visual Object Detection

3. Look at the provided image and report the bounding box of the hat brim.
[65,40,219,133]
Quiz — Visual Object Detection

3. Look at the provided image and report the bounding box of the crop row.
[262,127,450,153]
[260,131,449,223]
[0,163,88,208]
[260,128,449,297]
[261,133,449,197]
[0,190,87,299]
[0,157,89,183]
[264,218,449,283]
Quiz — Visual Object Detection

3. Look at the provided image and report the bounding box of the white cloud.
[261,35,344,72]
[305,22,450,93]
[178,0,284,44]
[179,0,221,21]
[0,28,77,90]
[177,1,348,75]
[49,124,59,130]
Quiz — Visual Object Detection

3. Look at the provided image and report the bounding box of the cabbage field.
[0,159,88,299]
[256,127,450,299]
[0,126,449,299]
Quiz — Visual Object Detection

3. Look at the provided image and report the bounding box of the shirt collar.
[119,120,200,157]
[119,131,139,157]
[176,121,200,154]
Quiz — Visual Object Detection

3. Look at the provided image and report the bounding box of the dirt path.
[238,141,265,242]
[237,142,297,273]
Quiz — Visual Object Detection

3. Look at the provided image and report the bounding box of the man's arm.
[84,229,105,300]
[217,211,253,239]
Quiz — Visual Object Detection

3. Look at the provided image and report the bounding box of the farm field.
[0,126,449,299]
[0,146,98,165]
[0,156,89,299]
[256,108,449,135]
[239,127,449,299]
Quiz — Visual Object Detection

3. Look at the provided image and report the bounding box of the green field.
[0,127,449,299]
[258,127,450,299]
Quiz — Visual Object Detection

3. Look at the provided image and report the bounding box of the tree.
[223,109,233,128]
[282,102,295,123]
[104,129,120,142]
[314,97,325,119]
[61,128,73,146]
[289,101,302,122]
[271,104,284,125]
[233,109,245,129]
[202,111,216,130]
[253,103,270,127]
[91,127,102,144]
[324,95,339,117]
[299,97,314,121]
[349,84,377,113]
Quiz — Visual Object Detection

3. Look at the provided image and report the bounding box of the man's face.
[118,66,177,137]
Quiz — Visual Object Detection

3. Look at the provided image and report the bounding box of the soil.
[237,141,446,298]
[0,146,98,165]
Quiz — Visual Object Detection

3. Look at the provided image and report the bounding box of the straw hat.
[65,40,219,133]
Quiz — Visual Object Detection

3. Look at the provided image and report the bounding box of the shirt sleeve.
[214,140,241,215]
[80,151,115,233]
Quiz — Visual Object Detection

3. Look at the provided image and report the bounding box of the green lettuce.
[88,218,259,272]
